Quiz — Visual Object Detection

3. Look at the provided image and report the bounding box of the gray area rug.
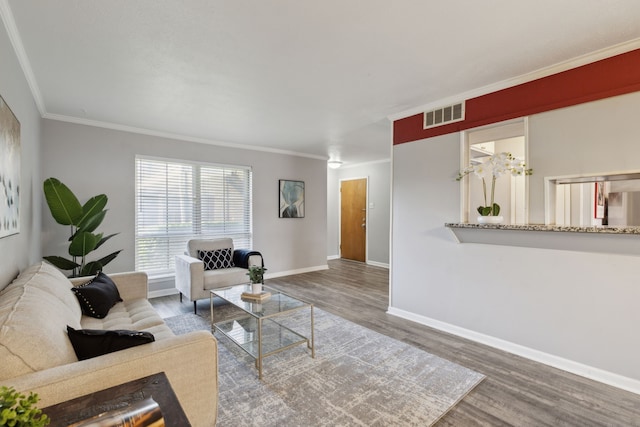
[165,305,485,426]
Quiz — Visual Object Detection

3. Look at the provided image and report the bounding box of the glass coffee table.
[210,284,315,379]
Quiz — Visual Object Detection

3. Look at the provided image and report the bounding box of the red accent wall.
[393,48,640,145]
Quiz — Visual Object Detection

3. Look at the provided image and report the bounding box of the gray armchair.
[175,238,263,313]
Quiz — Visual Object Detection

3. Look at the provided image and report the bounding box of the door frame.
[460,118,529,223]
[338,176,369,262]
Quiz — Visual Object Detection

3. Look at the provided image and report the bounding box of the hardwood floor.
[151,259,640,426]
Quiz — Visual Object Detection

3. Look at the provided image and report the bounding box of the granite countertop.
[444,223,640,234]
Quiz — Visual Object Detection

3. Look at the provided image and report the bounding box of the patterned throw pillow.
[198,248,235,270]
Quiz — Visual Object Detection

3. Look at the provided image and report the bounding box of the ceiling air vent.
[423,101,465,129]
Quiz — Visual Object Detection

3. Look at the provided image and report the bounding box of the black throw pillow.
[71,271,123,318]
[198,248,235,270]
[67,326,155,360]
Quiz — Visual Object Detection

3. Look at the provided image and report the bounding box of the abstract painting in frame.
[279,180,305,218]
[0,95,20,238]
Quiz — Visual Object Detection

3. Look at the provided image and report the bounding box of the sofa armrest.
[175,254,204,302]
[9,331,218,427]
[70,271,149,301]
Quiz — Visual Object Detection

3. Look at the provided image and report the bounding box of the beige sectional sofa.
[0,261,218,426]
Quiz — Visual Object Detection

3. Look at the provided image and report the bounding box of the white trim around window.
[135,155,253,278]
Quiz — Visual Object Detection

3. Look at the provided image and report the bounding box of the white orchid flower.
[472,163,487,178]
[456,151,532,217]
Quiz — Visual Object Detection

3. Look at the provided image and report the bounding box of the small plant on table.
[0,386,50,427]
[247,266,267,284]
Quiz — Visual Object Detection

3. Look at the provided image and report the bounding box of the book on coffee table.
[241,291,272,302]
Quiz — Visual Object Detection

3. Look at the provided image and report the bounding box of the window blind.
[135,156,252,277]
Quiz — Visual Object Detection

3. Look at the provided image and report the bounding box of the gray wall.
[327,168,340,258]
[391,91,640,387]
[0,19,42,289]
[327,161,391,266]
[529,91,640,223]
[41,120,327,292]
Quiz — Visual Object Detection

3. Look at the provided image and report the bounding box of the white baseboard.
[366,260,389,269]
[266,264,329,279]
[148,288,179,299]
[327,255,389,269]
[387,306,640,396]
[147,264,329,298]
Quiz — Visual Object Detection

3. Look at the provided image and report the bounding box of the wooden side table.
[42,372,190,426]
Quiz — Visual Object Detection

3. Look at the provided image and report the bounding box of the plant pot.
[477,215,504,224]
[251,283,262,294]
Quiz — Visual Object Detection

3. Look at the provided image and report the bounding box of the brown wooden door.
[340,178,367,262]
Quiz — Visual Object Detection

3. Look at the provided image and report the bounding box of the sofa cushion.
[81,299,167,331]
[187,238,234,258]
[72,272,123,318]
[4,262,83,319]
[67,326,155,360]
[0,263,82,380]
[198,248,234,270]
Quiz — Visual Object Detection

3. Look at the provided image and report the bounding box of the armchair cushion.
[187,238,234,258]
[198,248,234,270]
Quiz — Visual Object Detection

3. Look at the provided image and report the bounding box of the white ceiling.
[4,0,640,165]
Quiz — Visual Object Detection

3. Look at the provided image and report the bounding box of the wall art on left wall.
[0,95,20,238]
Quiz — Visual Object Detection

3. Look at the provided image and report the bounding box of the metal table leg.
[310,305,315,358]
[210,292,215,332]
[258,317,263,379]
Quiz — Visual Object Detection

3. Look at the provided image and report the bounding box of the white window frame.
[135,155,253,278]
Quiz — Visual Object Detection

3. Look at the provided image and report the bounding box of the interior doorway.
[462,119,528,224]
[340,178,367,262]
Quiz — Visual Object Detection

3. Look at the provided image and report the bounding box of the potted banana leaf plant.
[43,177,121,277]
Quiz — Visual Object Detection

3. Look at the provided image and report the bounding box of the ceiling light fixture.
[327,160,343,169]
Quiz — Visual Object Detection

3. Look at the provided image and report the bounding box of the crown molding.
[340,158,391,169]
[1,0,326,161]
[388,37,640,122]
[0,0,46,115]
[43,113,328,160]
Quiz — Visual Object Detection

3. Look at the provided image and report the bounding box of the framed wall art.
[279,180,304,218]
[0,95,20,238]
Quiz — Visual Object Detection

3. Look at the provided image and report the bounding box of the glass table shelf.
[214,316,309,359]
[210,284,314,379]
